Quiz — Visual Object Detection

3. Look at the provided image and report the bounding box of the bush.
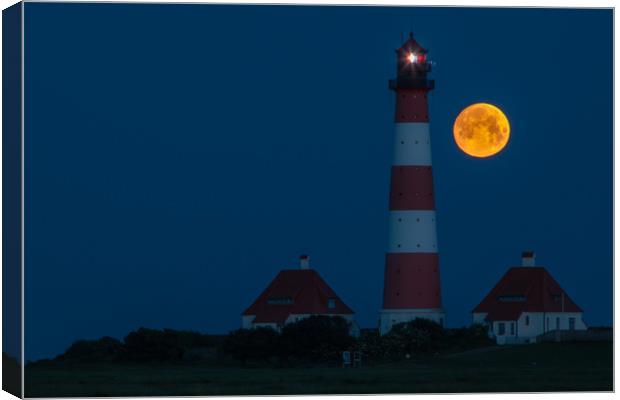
[51,329,222,364]
[356,329,383,362]
[278,316,355,363]
[467,323,494,343]
[366,319,446,360]
[221,327,279,363]
[382,324,430,358]
[220,317,355,364]
[443,323,494,349]
[122,328,219,362]
[56,337,125,362]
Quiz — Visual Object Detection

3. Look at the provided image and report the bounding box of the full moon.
[453,103,510,158]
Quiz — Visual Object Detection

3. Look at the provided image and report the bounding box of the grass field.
[25,342,612,397]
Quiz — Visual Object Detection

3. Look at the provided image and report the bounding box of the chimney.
[299,255,310,270]
[522,251,535,267]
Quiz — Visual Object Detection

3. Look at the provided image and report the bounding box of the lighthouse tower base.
[379,308,446,335]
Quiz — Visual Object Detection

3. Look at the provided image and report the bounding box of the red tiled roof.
[472,267,582,321]
[242,269,354,324]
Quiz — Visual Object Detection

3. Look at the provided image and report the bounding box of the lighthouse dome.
[397,32,427,55]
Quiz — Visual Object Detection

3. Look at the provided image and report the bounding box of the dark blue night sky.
[23,4,612,361]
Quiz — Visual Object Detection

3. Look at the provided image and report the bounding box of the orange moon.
[453,103,510,158]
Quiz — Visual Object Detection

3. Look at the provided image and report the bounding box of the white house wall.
[252,322,280,330]
[519,312,587,336]
[475,312,587,345]
[242,315,255,329]
[541,312,587,331]
[516,312,544,339]
[472,313,487,325]
[492,320,517,340]
[285,313,355,324]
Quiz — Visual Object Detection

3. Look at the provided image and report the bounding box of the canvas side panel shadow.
[3,1,23,398]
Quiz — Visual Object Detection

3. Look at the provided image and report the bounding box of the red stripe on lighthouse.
[395,89,429,122]
[383,253,441,309]
[389,166,436,210]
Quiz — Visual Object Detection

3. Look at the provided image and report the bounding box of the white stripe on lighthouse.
[393,123,432,166]
[387,210,438,253]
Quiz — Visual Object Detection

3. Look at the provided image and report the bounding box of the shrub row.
[223,316,354,364]
[46,317,492,366]
[54,328,223,363]
[359,320,493,361]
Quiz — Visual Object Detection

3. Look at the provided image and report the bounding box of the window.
[328,298,336,309]
[569,317,576,330]
[498,322,506,335]
[556,317,560,330]
[510,322,515,335]
[525,315,530,326]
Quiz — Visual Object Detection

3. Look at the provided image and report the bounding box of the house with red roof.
[472,251,586,345]
[242,255,358,335]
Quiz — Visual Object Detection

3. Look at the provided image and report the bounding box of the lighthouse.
[379,33,445,334]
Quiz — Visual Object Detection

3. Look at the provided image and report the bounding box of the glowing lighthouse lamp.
[379,33,445,334]
[407,52,426,64]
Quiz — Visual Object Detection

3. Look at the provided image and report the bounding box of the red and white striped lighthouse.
[380,33,445,334]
